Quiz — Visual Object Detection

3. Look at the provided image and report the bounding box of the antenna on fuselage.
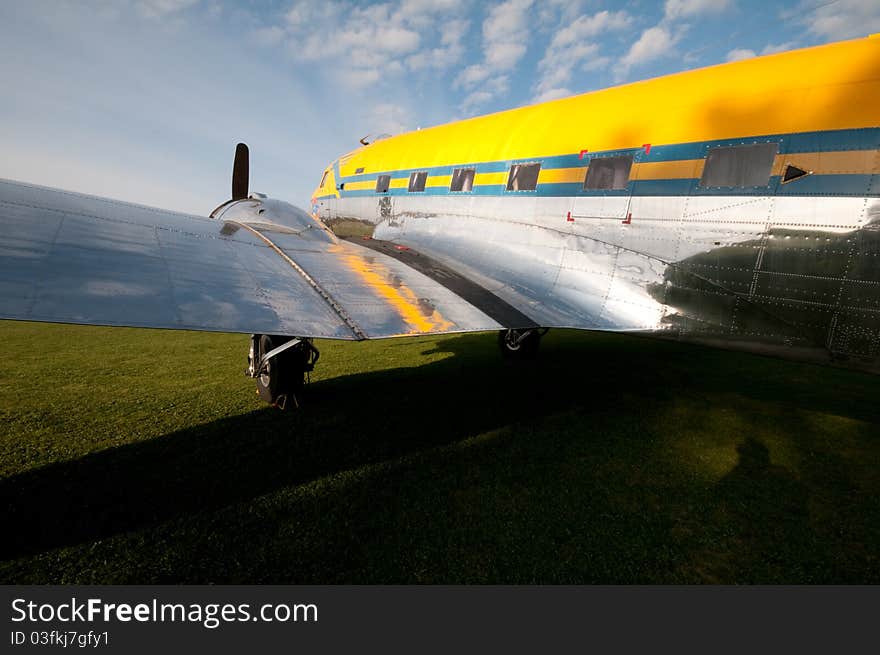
[232,143,249,200]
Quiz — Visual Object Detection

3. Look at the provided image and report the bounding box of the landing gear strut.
[498,328,548,360]
[246,334,320,409]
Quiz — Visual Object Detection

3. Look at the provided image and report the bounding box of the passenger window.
[584,155,633,190]
[375,175,391,193]
[408,171,428,192]
[700,143,778,188]
[450,168,475,192]
[506,163,541,191]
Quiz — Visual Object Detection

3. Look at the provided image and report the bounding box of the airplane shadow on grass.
[1,331,879,582]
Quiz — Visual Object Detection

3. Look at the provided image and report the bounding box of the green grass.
[1,320,878,583]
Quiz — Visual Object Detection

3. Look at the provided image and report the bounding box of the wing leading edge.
[0,179,503,339]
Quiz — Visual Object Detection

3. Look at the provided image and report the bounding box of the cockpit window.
[319,170,328,188]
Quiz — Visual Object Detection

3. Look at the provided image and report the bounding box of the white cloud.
[486,41,527,70]
[461,90,494,112]
[801,0,880,40]
[363,102,413,136]
[582,56,611,72]
[664,0,730,21]
[725,48,756,62]
[536,0,588,27]
[607,0,728,83]
[273,0,474,90]
[454,64,491,88]
[552,9,632,48]
[532,9,631,101]
[405,18,469,71]
[481,0,533,69]
[531,87,572,103]
[760,42,795,55]
[249,25,284,47]
[399,0,464,27]
[724,41,795,64]
[284,0,341,29]
[537,43,599,92]
[455,0,534,110]
[619,26,679,76]
[335,67,382,90]
[135,0,199,19]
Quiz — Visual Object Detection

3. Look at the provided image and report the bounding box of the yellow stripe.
[633,159,705,180]
[474,171,507,186]
[772,149,880,176]
[425,174,452,188]
[344,147,879,194]
[344,180,375,191]
[537,167,586,184]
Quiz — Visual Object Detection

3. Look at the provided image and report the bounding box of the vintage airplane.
[1,36,878,408]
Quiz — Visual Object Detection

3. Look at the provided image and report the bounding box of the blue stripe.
[334,127,879,199]
[342,173,877,198]
[337,127,879,185]
[775,174,876,196]
[786,128,879,154]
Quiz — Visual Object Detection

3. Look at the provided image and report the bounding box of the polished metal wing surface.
[0,179,501,338]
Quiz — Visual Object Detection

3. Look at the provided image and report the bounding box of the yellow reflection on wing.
[338,246,454,334]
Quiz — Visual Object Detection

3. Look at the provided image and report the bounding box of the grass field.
[0,320,878,584]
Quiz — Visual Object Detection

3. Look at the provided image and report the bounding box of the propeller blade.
[232,142,249,200]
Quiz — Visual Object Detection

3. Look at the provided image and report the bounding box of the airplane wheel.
[254,335,311,408]
[498,328,541,360]
[255,334,286,404]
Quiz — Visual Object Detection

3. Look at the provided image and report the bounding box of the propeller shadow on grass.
[1,331,878,582]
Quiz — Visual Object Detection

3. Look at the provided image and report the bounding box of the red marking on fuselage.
[622,212,632,225]
[642,143,651,155]
[579,149,589,159]
[566,211,574,222]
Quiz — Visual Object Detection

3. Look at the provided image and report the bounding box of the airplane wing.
[0,178,506,339]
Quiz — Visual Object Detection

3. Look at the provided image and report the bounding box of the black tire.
[255,334,286,404]
[498,329,541,360]
[255,335,310,407]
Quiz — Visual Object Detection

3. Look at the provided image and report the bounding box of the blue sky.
[1,0,878,212]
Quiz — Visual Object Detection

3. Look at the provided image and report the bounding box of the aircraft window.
[450,167,475,192]
[408,171,428,192]
[506,163,541,191]
[319,171,328,188]
[375,175,391,193]
[355,167,365,174]
[584,155,633,190]
[700,143,778,188]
